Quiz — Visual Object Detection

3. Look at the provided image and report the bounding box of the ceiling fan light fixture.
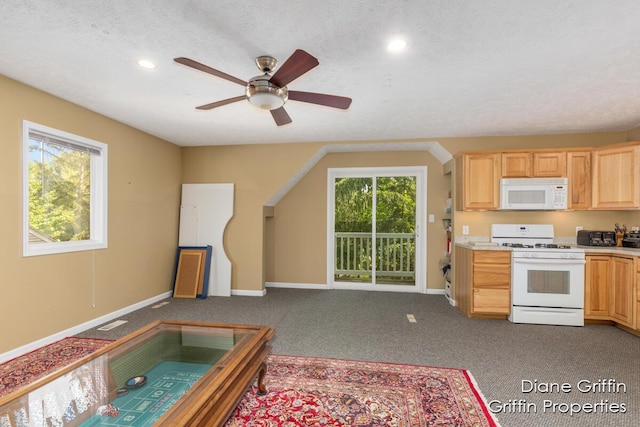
[175,49,351,125]
[246,75,288,110]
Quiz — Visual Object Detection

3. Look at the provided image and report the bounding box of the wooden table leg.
[256,362,268,395]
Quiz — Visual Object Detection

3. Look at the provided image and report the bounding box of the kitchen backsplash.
[453,210,639,240]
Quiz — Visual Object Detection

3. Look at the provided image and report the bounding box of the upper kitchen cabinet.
[592,143,640,209]
[533,152,566,177]
[501,151,566,177]
[502,152,532,177]
[566,151,591,210]
[456,152,501,210]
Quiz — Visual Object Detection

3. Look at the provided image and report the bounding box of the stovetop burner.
[534,243,572,249]
[501,243,534,248]
[500,242,573,249]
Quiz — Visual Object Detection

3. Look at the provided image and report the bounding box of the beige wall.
[182,143,326,291]
[182,142,451,291]
[267,151,450,290]
[0,75,182,354]
[626,125,640,141]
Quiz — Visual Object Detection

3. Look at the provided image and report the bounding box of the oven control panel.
[511,250,585,260]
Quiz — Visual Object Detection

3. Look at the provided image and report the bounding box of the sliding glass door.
[327,166,426,293]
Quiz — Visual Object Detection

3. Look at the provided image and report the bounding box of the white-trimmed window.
[22,120,108,257]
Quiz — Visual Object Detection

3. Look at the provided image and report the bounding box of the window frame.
[22,120,108,257]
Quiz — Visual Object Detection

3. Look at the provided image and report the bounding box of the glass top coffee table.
[0,320,275,426]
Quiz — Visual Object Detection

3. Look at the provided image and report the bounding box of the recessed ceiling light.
[137,59,156,69]
[387,38,407,52]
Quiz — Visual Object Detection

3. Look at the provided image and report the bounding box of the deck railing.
[334,232,415,280]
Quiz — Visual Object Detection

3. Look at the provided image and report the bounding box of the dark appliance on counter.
[622,232,640,248]
[576,230,617,246]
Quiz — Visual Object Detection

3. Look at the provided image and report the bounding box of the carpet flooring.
[72,288,639,427]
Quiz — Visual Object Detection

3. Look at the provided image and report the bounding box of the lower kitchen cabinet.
[584,255,610,319]
[585,254,635,329]
[637,259,640,331]
[473,288,510,314]
[454,247,511,317]
[610,256,634,327]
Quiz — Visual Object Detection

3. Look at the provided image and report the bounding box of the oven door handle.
[513,258,585,265]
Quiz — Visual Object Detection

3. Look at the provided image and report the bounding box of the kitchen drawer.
[473,288,510,314]
[473,250,511,264]
[472,264,511,287]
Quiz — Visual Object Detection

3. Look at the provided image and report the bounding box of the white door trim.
[326,166,427,293]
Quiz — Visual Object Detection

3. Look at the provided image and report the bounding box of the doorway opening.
[327,166,427,293]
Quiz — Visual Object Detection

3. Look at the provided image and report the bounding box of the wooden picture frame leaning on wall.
[172,246,212,299]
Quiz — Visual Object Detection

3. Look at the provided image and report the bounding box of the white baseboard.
[426,288,457,305]
[0,291,172,364]
[231,288,267,297]
[265,282,328,290]
[267,282,446,295]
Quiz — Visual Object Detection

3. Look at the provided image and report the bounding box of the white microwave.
[499,177,568,210]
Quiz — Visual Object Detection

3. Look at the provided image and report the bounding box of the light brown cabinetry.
[455,247,510,317]
[585,254,635,328]
[533,152,566,177]
[636,259,640,331]
[584,255,610,319]
[456,153,501,210]
[592,144,640,209]
[610,256,634,327]
[501,151,566,177]
[455,142,640,211]
[502,152,531,177]
[566,151,591,209]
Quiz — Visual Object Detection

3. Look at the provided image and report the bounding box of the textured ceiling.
[1,1,640,147]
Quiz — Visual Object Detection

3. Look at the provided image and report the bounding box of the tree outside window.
[23,121,107,256]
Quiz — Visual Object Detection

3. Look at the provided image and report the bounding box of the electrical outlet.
[576,226,583,233]
[462,225,469,235]
[428,214,435,222]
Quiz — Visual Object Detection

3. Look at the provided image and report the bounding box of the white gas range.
[491,224,585,327]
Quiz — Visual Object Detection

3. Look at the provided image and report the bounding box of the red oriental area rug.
[226,354,500,427]
[0,337,112,398]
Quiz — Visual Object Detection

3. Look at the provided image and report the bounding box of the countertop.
[455,240,640,257]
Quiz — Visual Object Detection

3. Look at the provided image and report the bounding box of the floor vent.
[97,320,128,331]
[151,301,170,309]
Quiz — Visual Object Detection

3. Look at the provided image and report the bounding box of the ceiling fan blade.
[196,96,245,110]
[269,49,319,87]
[270,107,292,126]
[174,57,247,86]
[288,91,352,109]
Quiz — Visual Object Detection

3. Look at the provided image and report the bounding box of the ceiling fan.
[174,49,352,126]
